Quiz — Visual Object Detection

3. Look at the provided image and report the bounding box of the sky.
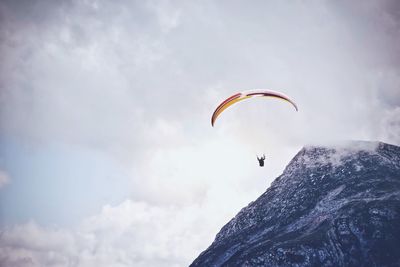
[0,0,400,266]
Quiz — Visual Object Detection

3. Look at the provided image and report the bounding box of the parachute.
[211,89,298,127]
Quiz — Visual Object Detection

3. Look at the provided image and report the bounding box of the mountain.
[190,141,400,267]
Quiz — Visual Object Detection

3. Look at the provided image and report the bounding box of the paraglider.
[210,89,298,167]
[211,89,298,127]
[257,154,266,167]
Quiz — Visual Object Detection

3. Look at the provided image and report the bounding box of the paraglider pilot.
[257,154,266,167]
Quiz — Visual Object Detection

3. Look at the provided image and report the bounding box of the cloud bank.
[0,200,229,267]
[1,0,399,266]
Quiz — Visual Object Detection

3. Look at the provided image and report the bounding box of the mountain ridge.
[191,141,400,266]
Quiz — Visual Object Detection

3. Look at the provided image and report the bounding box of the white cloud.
[0,0,400,266]
[0,221,77,267]
[1,0,399,157]
[379,107,400,144]
[298,141,381,170]
[0,199,233,267]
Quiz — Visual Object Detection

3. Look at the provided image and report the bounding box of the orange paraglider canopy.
[211,89,298,127]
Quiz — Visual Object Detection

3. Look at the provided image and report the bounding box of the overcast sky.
[1,0,400,266]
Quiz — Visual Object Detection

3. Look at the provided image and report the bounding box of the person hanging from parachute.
[257,154,266,167]
[210,89,298,167]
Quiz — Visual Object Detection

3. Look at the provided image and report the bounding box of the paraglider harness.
[257,154,266,167]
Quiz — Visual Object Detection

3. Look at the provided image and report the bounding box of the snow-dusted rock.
[191,141,400,267]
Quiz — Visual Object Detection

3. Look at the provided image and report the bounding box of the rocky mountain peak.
[191,141,400,266]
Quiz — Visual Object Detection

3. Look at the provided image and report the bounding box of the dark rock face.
[191,141,400,267]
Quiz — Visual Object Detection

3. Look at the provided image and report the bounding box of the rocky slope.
[190,141,400,267]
